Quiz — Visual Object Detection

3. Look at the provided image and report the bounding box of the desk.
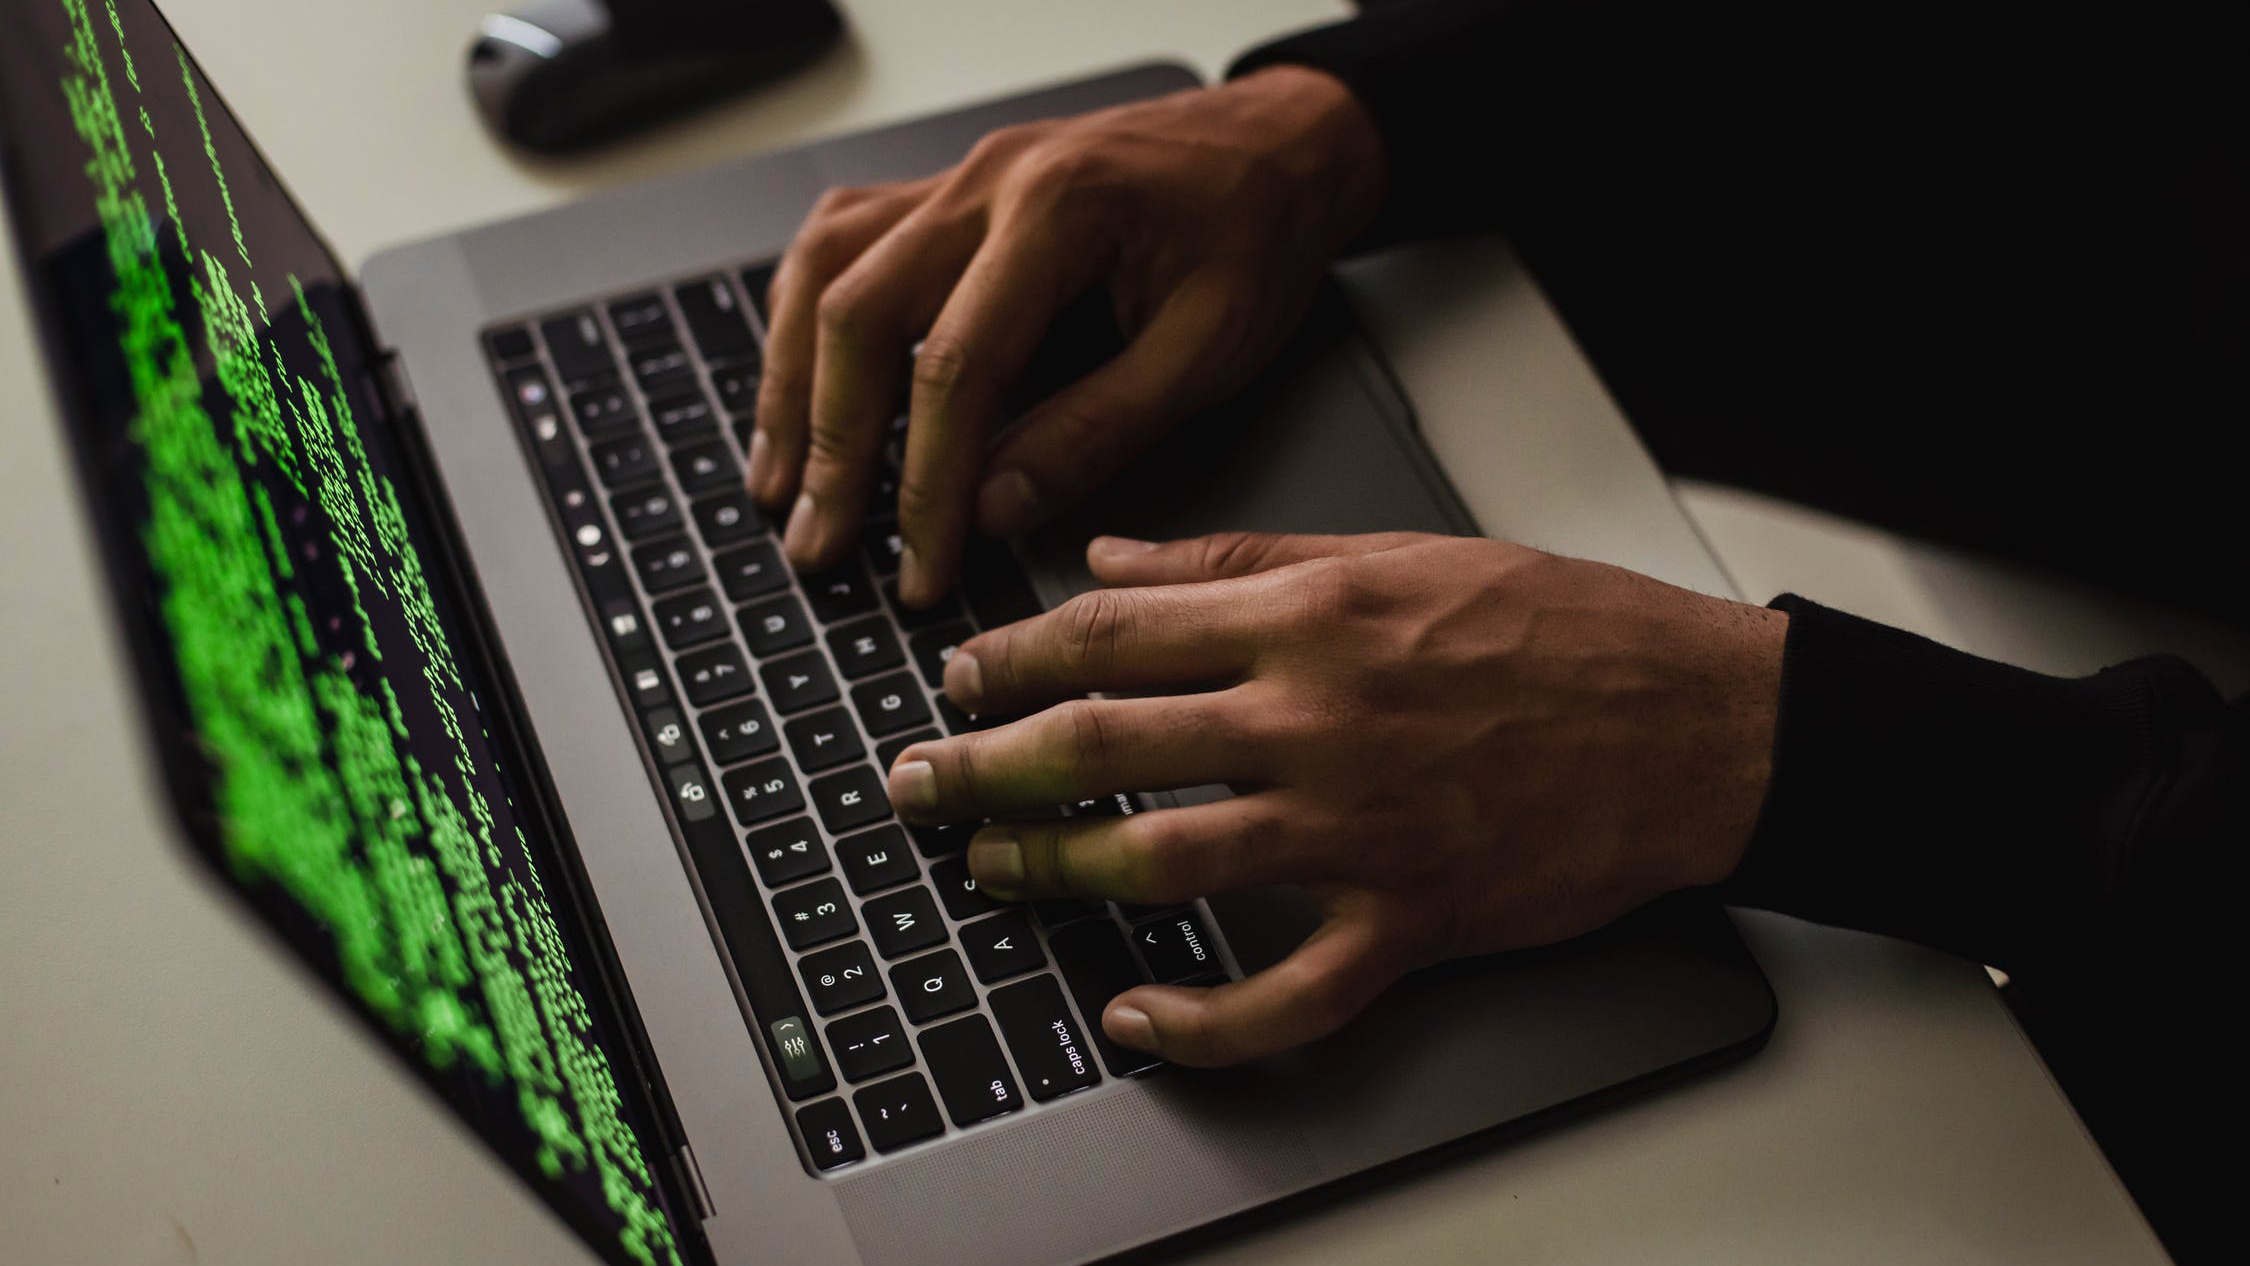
[0,2,2169,1262]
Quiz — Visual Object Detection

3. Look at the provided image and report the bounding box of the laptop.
[0,2,1775,1263]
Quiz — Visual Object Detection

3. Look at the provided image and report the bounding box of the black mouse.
[467,0,843,154]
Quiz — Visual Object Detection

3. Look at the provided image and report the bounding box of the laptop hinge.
[670,1143,716,1223]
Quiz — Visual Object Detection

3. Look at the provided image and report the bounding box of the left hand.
[884,531,1787,1066]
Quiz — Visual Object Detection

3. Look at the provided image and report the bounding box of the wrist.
[1229,64,1388,247]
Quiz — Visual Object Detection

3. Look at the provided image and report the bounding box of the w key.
[917,1015,1024,1126]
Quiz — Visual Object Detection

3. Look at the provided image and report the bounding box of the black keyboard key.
[862,519,904,578]
[1132,908,1221,983]
[723,757,804,827]
[874,728,938,773]
[850,671,932,737]
[854,1072,942,1153]
[648,391,718,444]
[762,650,838,714]
[962,538,1044,629]
[606,293,675,349]
[630,345,698,398]
[570,382,638,439]
[642,705,695,766]
[693,491,764,548]
[651,587,728,649]
[800,940,884,1015]
[836,824,917,895]
[929,855,999,920]
[918,1015,1024,1127]
[740,261,778,325]
[827,616,904,680]
[774,877,856,950]
[664,760,720,823]
[710,361,760,416]
[908,622,973,690]
[910,820,972,859]
[714,541,787,602]
[630,535,704,593]
[746,817,830,887]
[784,707,865,772]
[883,580,962,631]
[589,434,660,486]
[1033,899,1104,927]
[865,887,947,959]
[1048,920,1161,1077]
[890,949,976,1025]
[675,276,756,361]
[1067,792,1140,818]
[989,975,1102,1102]
[539,310,614,385]
[827,1006,912,1083]
[961,910,1045,984]
[810,766,889,835]
[486,325,536,362]
[740,595,813,657]
[796,1097,864,1171]
[677,643,753,706]
[611,485,682,540]
[934,695,973,735]
[672,440,741,495]
[802,563,879,624]
[700,698,777,764]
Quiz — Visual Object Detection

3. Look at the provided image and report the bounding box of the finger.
[751,182,926,509]
[942,580,1264,716]
[966,792,1317,905]
[885,692,1271,824]
[1104,917,1399,1067]
[1085,530,1427,588]
[895,213,1110,606]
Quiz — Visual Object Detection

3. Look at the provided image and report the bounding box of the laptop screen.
[0,4,690,1263]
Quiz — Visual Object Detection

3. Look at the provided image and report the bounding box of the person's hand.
[750,67,1386,606]
[884,532,1787,1065]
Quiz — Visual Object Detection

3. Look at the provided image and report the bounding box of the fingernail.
[889,759,937,821]
[976,468,1039,533]
[746,428,771,494]
[1106,1005,1156,1051]
[782,492,819,560]
[967,833,1023,894]
[1090,535,1161,560]
[945,649,984,710]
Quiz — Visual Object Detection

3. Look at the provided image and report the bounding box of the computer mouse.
[467,0,842,154]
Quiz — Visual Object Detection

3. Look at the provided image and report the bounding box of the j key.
[761,650,839,714]
[746,817,830,887]
[1033,899,1104,927]
[630,536,704,593]
[801,564,879,624]
[837,824,918,895]
[538,310,614,385]
[826,616,904,680]
[773,877,855,950]
[918,1015,1024,1127]
[862,519,904,578]
[651,588,728,650]
[910,820,972,859]
[883,580,962,631]
[648,392,717,444]
[722,757,804,827]
[665,761,719,823]
[800,940,884,1015]
[929,856,999,920]
[699,698,777,764]
[677,643,753,706]
[865,887,947,959]
[606,293,674,349]
[693,491,764,549]
[784,707,864,772]
[848,671,932,738]
[989,975,1102,1102]
[827,1006,913,1083]
[714,541,788,602]
[630,346,698,397]
[671,441,740,495]
[589,434,659,486]
[569,383,637,439]
[710,362,759,416]
[795,1098,864,1172]
[1047,920,1161,1077]
[890,948,976,1025]
[906,624,972,691]
[853,1072,943,1154]
[610,485,681,540]
[485,325,535,362]
[874,729,938,773]
[962,539,1044,630]
[740,261,778,325]
[674,276,756,361]
[810,767,889,836]
[961,910,1045,984]
[740,595,813,657]
[642,705,695,766]
[1132,909,1220,983]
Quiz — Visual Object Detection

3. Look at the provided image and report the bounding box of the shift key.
[988,975,1102,1102]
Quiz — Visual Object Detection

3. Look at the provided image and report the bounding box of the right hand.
[750,65,1387,606]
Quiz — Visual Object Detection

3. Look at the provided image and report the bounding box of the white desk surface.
[0,2,2175,1262]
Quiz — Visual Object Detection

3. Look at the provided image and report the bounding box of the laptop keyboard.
[481,266,1233,1175]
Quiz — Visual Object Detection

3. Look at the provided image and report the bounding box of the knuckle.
[893,469,948,531]
[809,185,868,217]
[1053,699,1116,781]
[1010,140,1104,201]
[1056,589,1131,674]
[909,335,974,405]
[814,280,869,343]
[1198,531,1269,578]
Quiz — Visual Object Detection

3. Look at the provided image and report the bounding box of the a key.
[693,491,764,548]
[539,310,614,385]
[862,519,904,578]
[784,707,865,772]
[773,877,856,950]
[710,362,759,416]
[850,671,932,737]
[795,1097,864,1171]
[988,975,1102,1102]
[671,440,740,495]
[485,325,536,362]
[810,766,889,836]
[745,817,830,887]
[864,887,947,959]
[677,643,753,707]
[1033,899,1104,927]
[589,434,659,486]
[853,1072,943,1153]
[827,1005,913,1083]
[826,616,904,680]
[569,382,637,439]
[674,276,756,361]
[606,293,675,349]
[836,824,918,895]
[802,563,879,624]
[648,391,718,444]
[889,948,976,1025]
[713,540,787,602]
[699,698,777,764]
[928,856,999,920]
[740,262,778,326]
[722,757,804,828]
[651,587,728,650]
[917,1015,1024,1127]
[630,536,704,593]
[1047,920,1161,1077]
[1132,909,1221,982]
[874,729,938,774]
[739,595,813,657]
[909,820,972,859]
[800,940,885,1015]
[761,650,839,714]
[630,346,698,398]
[883,580,963,631]
[908,622,973,690]
[962,538,1043,629]
[610,485,681,540]
[961,910,1046,984]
